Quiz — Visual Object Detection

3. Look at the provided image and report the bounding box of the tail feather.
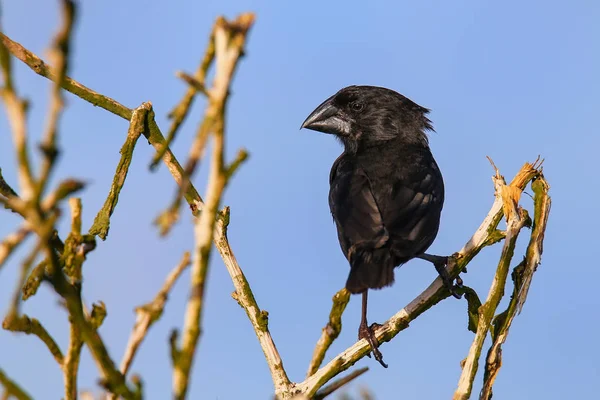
[345,248,396,294]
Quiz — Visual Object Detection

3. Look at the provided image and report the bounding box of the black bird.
[301,85,461,367]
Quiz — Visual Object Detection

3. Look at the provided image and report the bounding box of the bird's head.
[301,85,433,152]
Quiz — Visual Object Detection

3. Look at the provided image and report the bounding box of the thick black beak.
[300,96,350,136]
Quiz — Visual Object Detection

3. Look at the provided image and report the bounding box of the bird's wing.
[328,156,388,258]
[330,155,444,259]
[382,159,444,254]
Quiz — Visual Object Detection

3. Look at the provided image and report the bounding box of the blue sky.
[1,1,598,399]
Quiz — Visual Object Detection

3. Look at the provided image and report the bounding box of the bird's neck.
[342,130,429,156]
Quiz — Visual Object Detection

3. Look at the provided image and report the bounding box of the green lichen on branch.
[89,104,150,240]
[2,313,64,365]
[480,174,551,400]
[517,175,551,312]
[462,286,483,334]
[307,288,351,377]
[453,204,529,400]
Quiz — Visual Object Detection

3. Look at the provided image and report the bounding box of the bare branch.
[119,252,191,375]
[63,321,83,400]
[0,27,35,200]
[0,225,30,271]
[313,367,368,400]
[63,197,84,400]
[453,169,531,400]
[2,313,64,365]
[36,0,76,198]
[89,103,150,240]
[517,173,551,312]
[49,273,135,399]
[156,14,254,236]
[0,368,32,400]
[479,174,551,400]
[0,33,132,120]
[307,288,351,377]
[171,14,255,399]
[176,71,209,96]
[149,26,216,169]
[215,209,292,396]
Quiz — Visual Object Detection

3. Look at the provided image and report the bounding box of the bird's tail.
[345,248,396,294]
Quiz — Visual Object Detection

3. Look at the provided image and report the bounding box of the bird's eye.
[350,101,364,112]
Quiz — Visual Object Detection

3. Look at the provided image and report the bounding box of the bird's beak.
[300,96,351,136]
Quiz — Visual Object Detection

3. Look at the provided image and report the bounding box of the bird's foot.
[359,322,388,368]
[418,254,463,299]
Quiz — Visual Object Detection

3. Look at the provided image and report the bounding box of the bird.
[301,85,462,367]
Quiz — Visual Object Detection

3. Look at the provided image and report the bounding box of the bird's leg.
[417,253,463,299]
[358,291,388,368]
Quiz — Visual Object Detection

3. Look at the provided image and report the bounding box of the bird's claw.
[359,322,388,368]
[430,256,463,299]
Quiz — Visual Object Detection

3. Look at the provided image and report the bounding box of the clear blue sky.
[1,1,598,399]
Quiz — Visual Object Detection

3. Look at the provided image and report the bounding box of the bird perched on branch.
[301,85,462,367]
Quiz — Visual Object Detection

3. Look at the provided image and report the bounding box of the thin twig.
[176,71,209,96]
[0,25,35,201]
[89,103,150,240]
[49,272,135,398]
[215,208,292,396]
[63,198,84,400]
[0,368,32,400]
[0,33,132,120]
[313,367,368,400]
[36,0,76,199]
[0,225,30,271]
[148,25,216,169]
[63,321,83,400]
[155,14,253,236]
[119,252,191,375]
[2,313,64,365]
[307,288,351,377]
[171,193,220,399]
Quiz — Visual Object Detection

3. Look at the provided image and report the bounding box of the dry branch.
[215,209,292,395]
[2,16,265,396]
[313,367,368,400]
[149,27,215,168]
[453,171,529,400]
[2,313,64,365]
[171,15,255,398]
[307,288,351,377]
[0,368,32,400]
[36,0,75,199]
[120,252,191,376]
[89,103,150,240]
[1,5,134,397]
[0,225,30,271]
[479,174,551,400]
[63,198,84,400]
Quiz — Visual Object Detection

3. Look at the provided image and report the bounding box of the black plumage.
[301,85,460,367]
